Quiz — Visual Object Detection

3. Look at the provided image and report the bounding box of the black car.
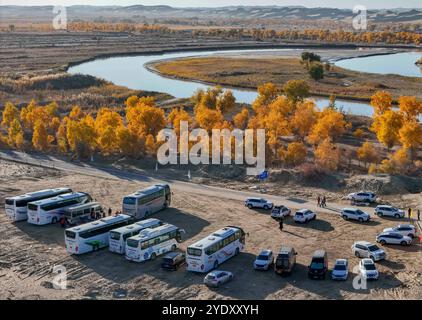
[161,252,186,271]
[308,250,328,279]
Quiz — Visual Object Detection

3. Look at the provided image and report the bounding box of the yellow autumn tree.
[357,141,380,168]
[1,102,19,128]
[167,108,192,135]
[95,108,124,154]
[291,100,318,140]
[66,115,97,158]
[125,95,139,109]
[398,120,422,160]
[69,105,86,120]
[371,110,403,150]
[56,118,68,153]
[371,91,392,115]
[283,79,310,103]
[216,90,236,114]
[283,142,307,166]
[398,96,422,120]
[127,101,165,138]
[252,82,278,112]
[7,119,25,149]
[307,108,349,144]
[145,134,157,155]
[116,126,144,158]
[233,108,249,130]
[314,138,341,171]
[32,120,52,152]
[195,105,224,133]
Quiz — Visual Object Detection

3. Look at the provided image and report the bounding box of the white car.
[375,205,405,219]
[294,209,316,223]
[383,224,416,238]
[351,241,386,261]
[347,191,376,203]
[341,208,371,222]
[245,198,273,210]
[253,250,274,271]
[359,258,379,280]
[376,232,412,246]
[271,205,291,220]
[331,259,349,281]
[204,270,234,287]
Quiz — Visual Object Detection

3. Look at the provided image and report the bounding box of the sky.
[2,1,422,10]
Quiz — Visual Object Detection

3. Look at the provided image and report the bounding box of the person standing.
[322,196,327,208]
[279,219,284,232]
[317,196,321,207]
[408,208,412,219]
[108,207,112,216]
[418,209,420,221]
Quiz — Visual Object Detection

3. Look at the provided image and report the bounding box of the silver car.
[376,232,412,246]
[375,205,405,219]
[383,224,416,238]
[351,241,386,261]
[331,259,349,281]
[204,270,234,287]
[245,198,273,210]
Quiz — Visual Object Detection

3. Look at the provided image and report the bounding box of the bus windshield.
[65,230,76,239]
[28,203,38,211]
[123,197,136,205]
[187,247,202,256]
[5,199,14,206]
[110,231,121,241]
[126,239,139,248]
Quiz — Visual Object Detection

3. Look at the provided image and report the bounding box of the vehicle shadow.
[69,208,210,283]
[342,219,381,227]
[284,218,334,232]
[380,243,421,254]
[377,259,406,271]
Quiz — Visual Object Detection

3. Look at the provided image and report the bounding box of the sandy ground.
[0,159,421,300]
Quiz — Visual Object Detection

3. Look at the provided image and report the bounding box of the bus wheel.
[213,260,218,270]
[171,244,177,251]
[150,253,156,260]
[235,248,240,256]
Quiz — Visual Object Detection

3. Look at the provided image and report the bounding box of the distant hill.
[1,5,422,24]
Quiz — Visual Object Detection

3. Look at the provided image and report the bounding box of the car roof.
[398,224,415,228]
[296,209,310,213]
[381,232,402,237]
[208,270,229,275]
[163,252,180,259]
[279,246,293,253]
[258,249,272,255]
[343,207,359,211]
[335,259,348,265]
[377,205,393,208]
[247,197,263,200]
[362,258,374,264]
[355,241,372,246]
[313,250,326,258]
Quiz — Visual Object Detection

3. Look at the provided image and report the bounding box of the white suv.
[294,209,316,223]
[383,224,416,238]
[375,205,405,219]
[341,208,371,222]
[376,232,412,246]
[359,258,379,280]
[351,241,386,261]
[347,191,376,203]
[271,205,291,220]
[245,198,273,210]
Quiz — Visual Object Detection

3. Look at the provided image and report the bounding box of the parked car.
[204,270,233,287]
[253,250,274,271]
[341,208,371,222]
[294,209,316,223]
[359,258,379,280]
[351,241,386,261]
[346,191,376,203]
[245,198,273,210]
[376,232,412,246]
[274,246,297,275]
[308,250,328,279]
[383,224,416,238]
[331,259,349,281]
[161,252,186,271]
[271,205,291,221]
[375,205,405,219]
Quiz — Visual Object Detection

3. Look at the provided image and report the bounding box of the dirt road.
[0,155,421,300]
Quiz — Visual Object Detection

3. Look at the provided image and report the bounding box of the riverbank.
[149,52,422,102]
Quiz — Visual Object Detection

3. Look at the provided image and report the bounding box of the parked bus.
[186,226,246,273]
[109,218,163,254]
[65,214,133,255]
[4,188,72,222]
[63,202,103,226]
[125,223,184,262]
[122,184,171,219]
[27,192,91,225]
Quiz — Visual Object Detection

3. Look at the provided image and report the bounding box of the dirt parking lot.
[0,163,421,300]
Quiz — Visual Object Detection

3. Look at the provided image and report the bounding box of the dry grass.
[153,56,422,101]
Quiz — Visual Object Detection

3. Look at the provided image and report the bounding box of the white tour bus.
[5,188,72,222]
[186,226,246,273]
[65,214,133,255]
[63,202,103,226]
[109,218,163,254]
[27,192,91,225]
[122,184,171,219]
[125,223,184,262]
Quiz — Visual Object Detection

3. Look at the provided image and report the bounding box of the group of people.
[317,195,327,208]
[408,208,421,221]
